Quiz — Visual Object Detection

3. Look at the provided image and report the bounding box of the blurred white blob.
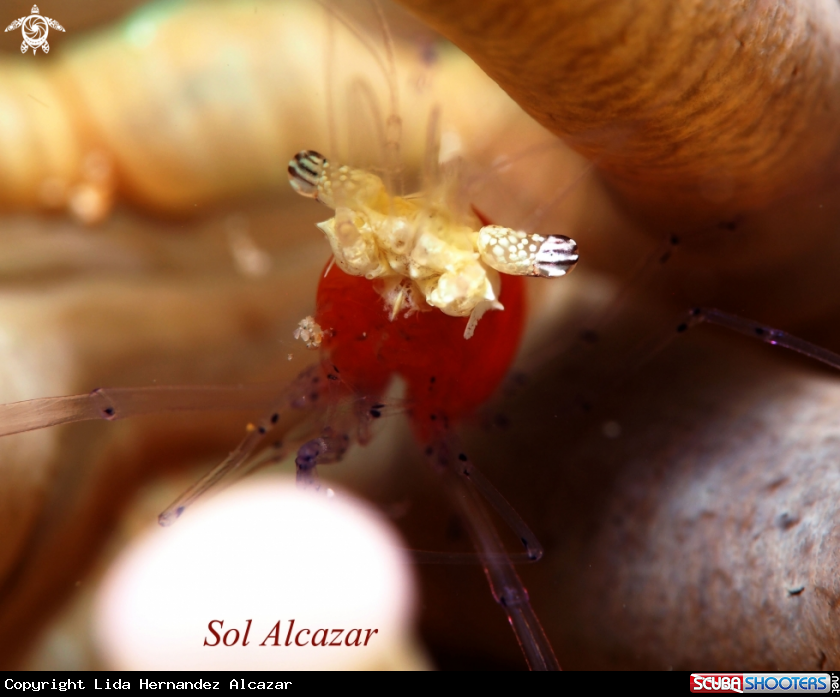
[94,478,425,670]
[226,214,272,278]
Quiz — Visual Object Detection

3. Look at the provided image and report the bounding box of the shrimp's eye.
[288,150,328,198]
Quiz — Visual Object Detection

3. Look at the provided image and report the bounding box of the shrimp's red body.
[315,263,525,440]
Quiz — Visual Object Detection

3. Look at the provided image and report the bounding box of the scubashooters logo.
[5,5,64,54]
[690,674,830,693]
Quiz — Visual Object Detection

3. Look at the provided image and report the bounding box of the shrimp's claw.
[294,427,351,491]
[478,226,579,279]
[288,150,328,200]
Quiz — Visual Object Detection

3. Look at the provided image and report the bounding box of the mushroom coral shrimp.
[0,0,594,670]
[0,142,578,672]
[283,137,579,668]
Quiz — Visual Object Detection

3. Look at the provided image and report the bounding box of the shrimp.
[0,142,576,671]
[0,0,584,670]
[152,0,579,662]
[275,2,583,666]
[285,143,580,668]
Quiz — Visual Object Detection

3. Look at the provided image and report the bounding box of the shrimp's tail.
[425,433,560,671]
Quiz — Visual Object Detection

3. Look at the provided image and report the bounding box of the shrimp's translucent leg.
[407,457,544,564]
[457,458,544,561]
[579,219,740,347]
[158,422,287,527]
[426,437,560,671]
[294,426,351,491]
[0,385,284,437]
[407,444,545,563]
[616,306,840,403]
[292,391,400,490]
[681,307,840,369]
[408,549,540,564]
[158,365,334,526]
[416,440,544,562]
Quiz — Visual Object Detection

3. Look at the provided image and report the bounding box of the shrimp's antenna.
[324,7,338,158]
[423,105,442,195]
[464,140,569,193]
[0,384,283,437]
[314,0,402,194]
[347,77,389,181]
[314,1,392,97]
[518,159,596,236]
[463,145,594,260]
[369,0,402,188]
[427,436,560,671]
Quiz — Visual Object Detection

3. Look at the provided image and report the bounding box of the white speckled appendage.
[477,225,545,276]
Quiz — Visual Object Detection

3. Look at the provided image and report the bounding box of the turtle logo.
[5,5,64,55]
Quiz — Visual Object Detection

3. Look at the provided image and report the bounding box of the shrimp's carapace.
[315,261,525,441]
